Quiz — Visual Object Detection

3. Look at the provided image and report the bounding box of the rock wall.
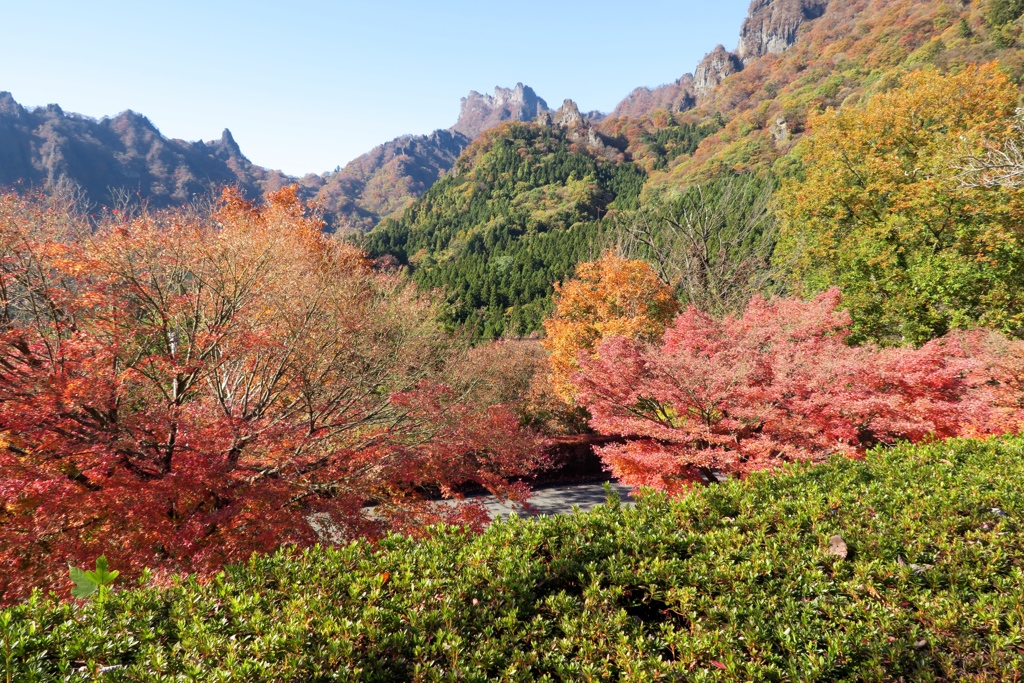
[693,45,745,99]
[736,0,829,64]
[451,83,552,138]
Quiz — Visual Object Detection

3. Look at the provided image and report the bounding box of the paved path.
[454,481,635,520]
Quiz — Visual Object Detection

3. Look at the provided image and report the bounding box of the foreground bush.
[4,436,1024,681]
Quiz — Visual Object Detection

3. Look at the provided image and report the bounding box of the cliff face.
[451,83,552,138]
[693,45,745,98]
[736,0,829,64]
[607,0,829,118]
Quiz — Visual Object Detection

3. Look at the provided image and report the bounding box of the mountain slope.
[314,129,471,231]
[0,82,562,231]
[363,0,1024,340]
[611,0,1024,194]
[0,92,306,207]
[364,121,646,337]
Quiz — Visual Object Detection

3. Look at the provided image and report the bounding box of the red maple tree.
[0,189,543,603]
[572,289,1024,495]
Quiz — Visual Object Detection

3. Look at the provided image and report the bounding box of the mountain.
[0,92,310,208]
[364,0,1024,339]
[315,129,471,232]
[451,83,552,139]
[605,0,828,121]
[637,0,1024,192]
[364,120,645,338]
[322,83,568,231]
[610,75,695,118]
[0,82,563,231]
[5,0,1024,239]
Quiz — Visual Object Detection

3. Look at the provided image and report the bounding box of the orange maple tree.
[0,188,543,603]
[542,252,679,401]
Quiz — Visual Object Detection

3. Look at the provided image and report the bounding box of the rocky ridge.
[315,129,471,231]
[693,45,745,98]
[0,91,304,208]
[0,0,833,229]
[451,83,552,139]
[608,0,828,119]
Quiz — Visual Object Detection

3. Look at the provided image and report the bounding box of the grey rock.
[736,0,829,65]
[451,83,552,138]
[694,45,744,99]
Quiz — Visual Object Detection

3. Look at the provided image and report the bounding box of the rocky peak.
[694,45,744,98]
[553,99,584,128]
[0,91,26,118]
[451,83,551,138]
[219,129,243,156]
[736,0,828,64]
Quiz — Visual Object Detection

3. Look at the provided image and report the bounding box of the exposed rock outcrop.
[693,45,744,99]
[736,0,829,64]
[607,0,830,117]
[451,83,552,138]
[553,99,584,128]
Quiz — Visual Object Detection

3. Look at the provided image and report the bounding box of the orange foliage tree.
[542,253,679,401]
[0,188,543,603]
[571,290,1024,495]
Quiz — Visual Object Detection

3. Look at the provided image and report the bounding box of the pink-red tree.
[572,289,1024,495]
[0,188,543,603]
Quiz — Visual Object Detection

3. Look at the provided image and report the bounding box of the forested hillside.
[633,0,1024,192]
[360,0,1024,342]
[364,122,647,337]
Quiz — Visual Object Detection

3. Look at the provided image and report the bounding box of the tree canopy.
[776,64,1024,344]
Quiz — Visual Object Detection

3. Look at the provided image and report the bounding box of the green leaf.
[68,565,97,599]
[90,555,119,587]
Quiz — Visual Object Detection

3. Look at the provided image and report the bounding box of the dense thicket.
[613,173,778,314]
[364,123,647,337]
[6,436,1024,681]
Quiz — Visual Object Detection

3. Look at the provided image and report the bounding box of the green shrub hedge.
[4,437,1024,681]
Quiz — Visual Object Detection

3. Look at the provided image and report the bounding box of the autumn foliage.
[777,65,1024,344]
[571,289,1024,495]
[0,188,543,603]
[542,252,679,401]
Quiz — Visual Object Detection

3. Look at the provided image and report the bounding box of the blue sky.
[3,1,750,175]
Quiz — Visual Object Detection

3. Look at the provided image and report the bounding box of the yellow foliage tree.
[776,64,1024,344]
[543,252,679,401]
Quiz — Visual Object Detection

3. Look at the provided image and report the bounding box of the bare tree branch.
[609,175,779,314]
